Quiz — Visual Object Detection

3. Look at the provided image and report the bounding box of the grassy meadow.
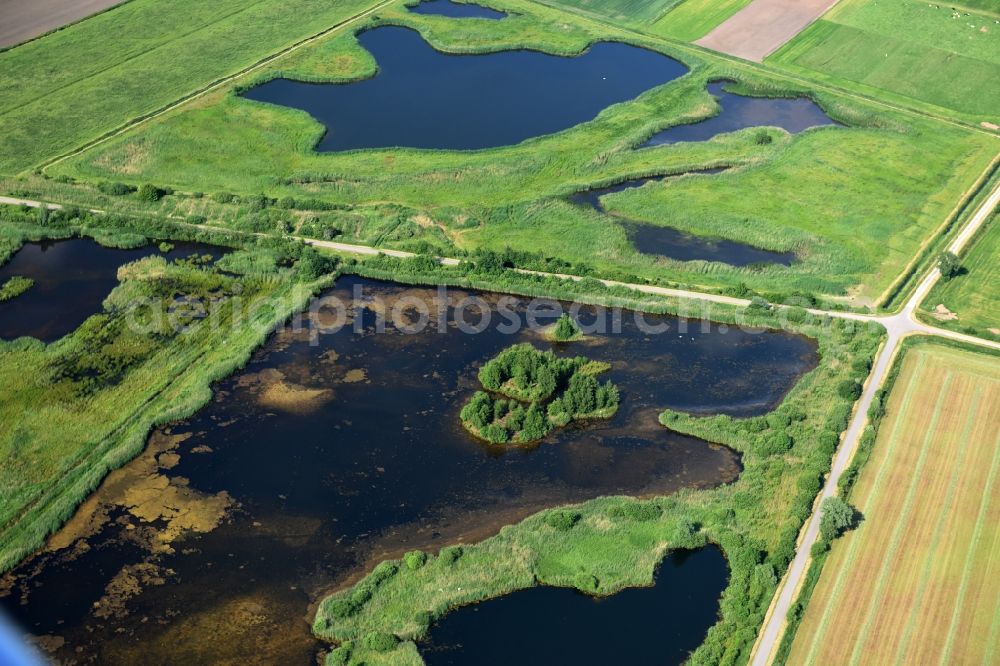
[920,212,1000,340]
[534,0,685,25]
[29,0,995,306]
[769,0,1000,123]
[651,0,753,41]
[787,343,1000,664]
[0,0,386,174]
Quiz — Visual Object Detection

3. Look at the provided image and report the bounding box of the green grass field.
[788,343,1000,664]
[769,0,1000,122]
[28,0,995,306]
[920,213,1000,339]
[651,0,752,41]
[534,0,684,25]
[0,0,385,175]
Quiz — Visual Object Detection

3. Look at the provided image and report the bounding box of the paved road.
[749,178,1000,664]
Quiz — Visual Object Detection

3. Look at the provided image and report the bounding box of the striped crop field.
[788,342,1000,664]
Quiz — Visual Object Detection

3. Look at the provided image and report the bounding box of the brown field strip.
[788,343,1000,665]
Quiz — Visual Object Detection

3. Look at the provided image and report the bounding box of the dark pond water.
[422,546,727,665]
[0,238,225,342]
[409,0,507,19]
[0,277,816,664]
[242,26,687,152]
[571,172,797,266]
[642,81,838,147]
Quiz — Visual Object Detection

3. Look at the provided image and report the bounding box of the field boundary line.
[36,0,396,174]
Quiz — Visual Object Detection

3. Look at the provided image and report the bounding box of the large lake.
[242,26,688,151]
[0,277,816,663]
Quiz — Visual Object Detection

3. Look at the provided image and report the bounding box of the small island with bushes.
[0,276,34,302]
[460,343,619,444]
[546,313,583,342]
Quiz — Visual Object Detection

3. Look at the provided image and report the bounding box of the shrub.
[326,597,358,619]
[362,631,398,653]
[608,501,661,522]
[754,130,773,145]
[98,181,135,196]
[766,412,791,430]
[938,251,960,279]
[837,379,862,401]
[575,574,599,592]
[440,545,463,565]
[326,644,352,666]
[404,550,427,571]
[819,496,857,541]
[246,193,272,212]
[137,183,164,202]
[759,431,793,455]
[552,313,580,341]
[413,610,433,627]
[213,191,237,204]
[544,510,580,531]
[369,561,398,586]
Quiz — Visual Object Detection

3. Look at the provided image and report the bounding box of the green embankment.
[919,212,1000,340]
[0,0,385,174]
[769,0,1000,123]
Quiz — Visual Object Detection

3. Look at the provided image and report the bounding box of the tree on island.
[461,343,618,445]
[552,313,581,341]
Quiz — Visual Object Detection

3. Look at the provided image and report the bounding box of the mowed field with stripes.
[789,343,1000,664]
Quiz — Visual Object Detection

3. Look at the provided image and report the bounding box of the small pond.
[642,81,838,147]
[242,26,687,151]
[0,238,225,342]
[408,0,507,19]
[0,277,816,663]
[422,546,728,665]
[571,172,797,266]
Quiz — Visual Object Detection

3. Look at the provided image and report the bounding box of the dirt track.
[695,0,839,62]
[0,0,127,49]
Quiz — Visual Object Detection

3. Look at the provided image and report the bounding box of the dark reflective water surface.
[571,172,797,266]
[0,277,816,664]
[422,546,728,665]
[242,26,687,151]
[409,0,507,19]
[642,81,837,147]
[0,239,225,342]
